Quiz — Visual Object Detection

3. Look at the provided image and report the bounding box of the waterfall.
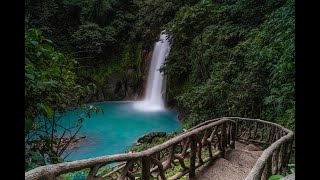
[134,32,171,111]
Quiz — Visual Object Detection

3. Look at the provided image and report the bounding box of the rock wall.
[82,48,153,102]
[136,49,153,100]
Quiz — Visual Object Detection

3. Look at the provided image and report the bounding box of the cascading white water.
[134,32,171,111]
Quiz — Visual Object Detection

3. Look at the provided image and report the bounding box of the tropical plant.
[25,29,101,171]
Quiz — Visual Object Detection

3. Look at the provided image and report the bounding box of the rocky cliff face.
[136,49,153,100]
[83,49,153,102]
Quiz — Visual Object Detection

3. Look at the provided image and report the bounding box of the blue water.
[58,102,181,161]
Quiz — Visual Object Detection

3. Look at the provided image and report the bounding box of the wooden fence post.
[189,136,197,179]
[220,122,226,158]
[262,156,272,180]
[142,156,151,180]
[230,122,236,149]
[272,148,279,174]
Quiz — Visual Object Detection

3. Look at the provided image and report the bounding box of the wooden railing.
[25,118,236,180]
[25,117,293,180]
[225,117,294,180]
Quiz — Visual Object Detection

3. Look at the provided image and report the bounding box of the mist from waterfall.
[134,32,171,111]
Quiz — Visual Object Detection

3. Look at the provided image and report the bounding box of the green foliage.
[288,164,295,174]
[25,29,102,171]
[25,28,78,132]
[268,175,284,180]
[268,164,295,179]
[127,132,180,153]
[164,0,295,131]
[130,0,183,45]
[25,0,295,172]
[60,168,90,180]
[25,149,46,170]
[258,0,295,129]
[25,0,192,103]
[71,22,108,64]
[165,164,187,180]
[25,28,74,169]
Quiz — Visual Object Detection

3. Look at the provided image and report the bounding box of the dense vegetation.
[25,0,295,171]
[25,28,102,170]
[25,0,197,102]
[163,0,295,132]
[25,0,192,171]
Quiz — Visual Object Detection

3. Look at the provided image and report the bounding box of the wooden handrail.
[223,117,294,180]
[26,118,235,180]
[25,117,294,180]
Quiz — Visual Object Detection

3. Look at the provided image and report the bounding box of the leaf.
[44,39,53,44]
[25,117,33,132]
[45,106,53,117]
[36,52,42,57]
[268,175,284,180]
[36,103,53,117]
[31,152,44,161]
[30,40,39,46]
[290,168,295,174]
[40,36,45,43]
[25,74,35,80]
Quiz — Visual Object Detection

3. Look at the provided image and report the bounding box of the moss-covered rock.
[137,132,166,143]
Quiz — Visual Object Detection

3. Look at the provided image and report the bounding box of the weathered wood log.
[201,129,211,145]
[257,130,264,141]
[167,151,222,180]
[156,151,161,161]
[173,154,188,170]
[26,117,293,180]
[220,122,226,158]
[278,143,285,173]
[189,135,197,179]
[128,160,134,178]
[267,126,273,143]
[26,119,234,180]
[141,157,151,180]
[261,156,272,180]
[248,123,254,139]
[230,123,236,149]
[163,145,175,171]
[180,118,226,133]
[150,157,166,180]
[244,131,293,179]
[275,128,280,142]
[126,171,135,180]
[253,122,258,140]
[208,126,218,142]
[226,124,231,147]
[197,136,204,164]
[181,138,190,158]
[86,164,101,180]
[272,148,280,174]
[102,163,126,178]
[117,160,133,180]
[284,138,294,168]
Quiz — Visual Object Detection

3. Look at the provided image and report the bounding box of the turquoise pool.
[59,101,181,161]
